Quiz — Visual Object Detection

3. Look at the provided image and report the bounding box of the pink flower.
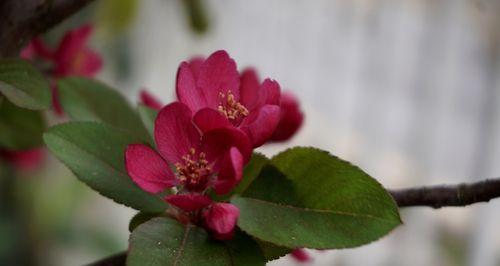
[20,25,103,115]
[52,25,102,77]
[291,248,312,263]
[270,91,304,142]
[176,50,282,148]
[125,102,249,239]
[203,203,240,240]
[0,148,45,172]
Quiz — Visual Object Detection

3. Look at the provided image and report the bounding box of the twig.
[0,0,96,57]
[390,178,500,208]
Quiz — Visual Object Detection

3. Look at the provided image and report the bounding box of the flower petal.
[54,24,93,76]
[240,104,281,147]
[140,90,163,110]
[270,91,304,142]
[204,203,240,240]
[125,144,177,194]
[165,194,212,212]
[188,57,205,79]
[239,68,260,108]
[197,50,240,108]
[72,47,103,76]
[0,148,45,171]
[213,147,243,195]
[176,61,207,111]
[201,127,251,165]
[291,249,312,262]
[193,108,231,133]
[254,78,281,108]
[20,38,53,60]
[154,102,201,164]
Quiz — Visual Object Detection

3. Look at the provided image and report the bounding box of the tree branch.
[0,0,96,57]
[389,178,500,208]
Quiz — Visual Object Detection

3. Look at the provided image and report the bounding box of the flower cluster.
[127,50,303,240]
[21,24,102,114]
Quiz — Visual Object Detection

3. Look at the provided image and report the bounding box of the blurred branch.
[0,0,95,57]
[390,178,500,208]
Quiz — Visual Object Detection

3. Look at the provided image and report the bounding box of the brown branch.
[0,0,96,57]
[390,178,500,208]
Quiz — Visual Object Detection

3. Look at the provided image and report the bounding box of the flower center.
[217,90,249,122]
[175,148,212,191]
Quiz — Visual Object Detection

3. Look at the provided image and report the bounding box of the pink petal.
[239,68,260,109]
[20,38,53,60]
[196,50,240,108]
[165,194,212,212]
[193,108,231,133]
[54,24,93,76]
[188,57,205,79]
[240,105,281,148]
[291,249,312,263]
[140,90,163,110]
[253,79,281,108]
[204,203,240,240]
[270,91,304,142]
[71,47,103,77]
[154,102,201,164]
[125,144,177,194]
[176,61,207,111]
[201,127,251,165]
[213,147,243,195]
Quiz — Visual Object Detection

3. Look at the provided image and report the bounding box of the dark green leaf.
[127,217,265,266]
[232,147,401,249]
[0,99,45,150]
[43,122,167,212]
[0,59,51,110]
[137,104,157,140]
[57,77,149,141]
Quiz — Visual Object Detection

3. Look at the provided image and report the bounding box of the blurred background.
[3,0,500,265]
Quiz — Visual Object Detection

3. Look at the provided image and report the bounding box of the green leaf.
[137,104,157,140]
[57,77,149,141]
[127,217,265,266]
[43,122,167,212]
[232,147,401,249]
[0,59,50,110]
[0,99,45,150]
[129,212,160,232]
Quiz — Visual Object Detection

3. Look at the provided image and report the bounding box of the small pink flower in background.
[125,102,251,240]
[176,50,282,148]
[291,248,312,263]
[270,91,304,142]
[139,90,163,110]
[0,148,45,172]
[52,25,102,77]
[20,24,103,115]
